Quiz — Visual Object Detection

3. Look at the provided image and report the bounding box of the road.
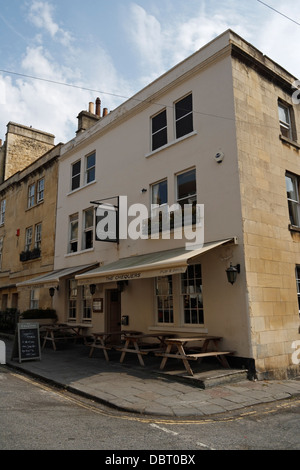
[0,366,299,452]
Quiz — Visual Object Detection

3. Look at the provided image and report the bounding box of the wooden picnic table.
[88,330,141,361]
[155,336,233,376]
[117,333,171,366]
[41,323,90,351]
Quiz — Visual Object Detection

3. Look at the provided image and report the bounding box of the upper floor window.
[69,213,78,253]
[0,199,6,225]
[278,101,296,141]
[34,223,42,249]
[0,237,3,270]
[151,179,168,206]
[71,160,81,191]
[151,110,167,151]
[286,172,300,227]
[296,266,300,315]
[85,153,96,184]
[25,226,33,252]
[28,184,35,208]
[83,208,94,250]
[177,168,196,209]
[37,178,44,203]
[175,93,193,139]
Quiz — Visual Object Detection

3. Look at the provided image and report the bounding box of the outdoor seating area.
[41,323,90,351]
[87,331,234,376]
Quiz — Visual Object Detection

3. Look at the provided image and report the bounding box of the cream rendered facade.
[50,30,300,380]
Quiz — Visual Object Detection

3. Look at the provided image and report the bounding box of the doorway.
[106,289,121,341]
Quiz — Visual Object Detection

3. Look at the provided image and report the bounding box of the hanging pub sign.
[93,197,119,243]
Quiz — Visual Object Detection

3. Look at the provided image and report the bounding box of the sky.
[0,0,299,144]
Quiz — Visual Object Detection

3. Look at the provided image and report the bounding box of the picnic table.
[41,323,90,351]
[88,330,141,361]
[155,336,233,376]
[117,333,171,366]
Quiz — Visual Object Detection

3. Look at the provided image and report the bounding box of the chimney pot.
[89,102,94,114]
[96,97,101,117]
[103,108,108,117]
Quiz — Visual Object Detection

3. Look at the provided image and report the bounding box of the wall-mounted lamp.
[117,280,128,292]
[226,263,240,285]
[49,286,59,297]
[89,284,96,295]
[141,188,147,193]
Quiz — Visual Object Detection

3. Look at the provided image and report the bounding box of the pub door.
[106,289,121,341]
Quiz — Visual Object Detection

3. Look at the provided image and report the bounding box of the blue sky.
[0,0,299,143]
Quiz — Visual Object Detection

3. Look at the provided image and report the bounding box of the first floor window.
[177,169,197,225]
[278,101,294,140]
[68,279,77,320]
[296,266,300,315]
[83,208,94,249]
[30,289,39,309]
[71,160,81,191]
[0,237,3,270]
[37,178,44,202]
[82,285,92,321]
[181,264,204,324]
[0,199,6,225]
[155,276,173,323]
[286,172,300,227]
[69,214,78,252]
[34,223,42,249]
[25,227,33,251]
[28,183,35,208]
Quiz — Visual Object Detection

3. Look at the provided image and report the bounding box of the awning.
[76,238,236,285]
[16,264,99,290]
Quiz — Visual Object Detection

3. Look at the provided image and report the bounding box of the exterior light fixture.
[89,284,96,295]
[226,263,240,285]
[117,280,128,292]
[49,286,59,297]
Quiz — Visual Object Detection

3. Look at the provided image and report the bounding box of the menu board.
[11,323,41,363]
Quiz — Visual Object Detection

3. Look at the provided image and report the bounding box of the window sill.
[67,179,97,196]
[279,134,300,150]
[65,247,94,257]
[145,131,197,158]
[25,200,44,212]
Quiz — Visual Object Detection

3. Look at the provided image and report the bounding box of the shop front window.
[181,264,204,324]
[155,276,173,323]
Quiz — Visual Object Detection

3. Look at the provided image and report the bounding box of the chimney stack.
[96,97,101,117]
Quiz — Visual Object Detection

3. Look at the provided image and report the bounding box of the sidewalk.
[1,336,300,417]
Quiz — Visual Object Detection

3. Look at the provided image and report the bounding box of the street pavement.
[1,336,300,417]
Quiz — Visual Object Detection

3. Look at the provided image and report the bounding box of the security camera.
[215,151,224,164]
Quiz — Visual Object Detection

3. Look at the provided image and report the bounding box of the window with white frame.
[28,184,35,208]
[0,199,5,225]
[286,172,300,227]
[25,227,33,252]
[278,100,297,142]
[34,223,42,249]
[82,285,92,321]
[0,237,3,270]
[83,208,94,250]
[155,276,173,323]
[175,93,193,139]
[296,266,300,316]
[151,179,168,206]
[181,264,204,324]
[177,168,196,210]
[37,178,44,203]
[71,160,81,191]
[151,109,167,151]
[30,289,39,309]
[69,214,78,252]
[68,279,77,320]
[85,152,95,184]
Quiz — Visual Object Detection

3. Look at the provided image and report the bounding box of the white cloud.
[28,0,73,46]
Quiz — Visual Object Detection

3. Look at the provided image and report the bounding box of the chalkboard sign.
[11,323,41,363]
